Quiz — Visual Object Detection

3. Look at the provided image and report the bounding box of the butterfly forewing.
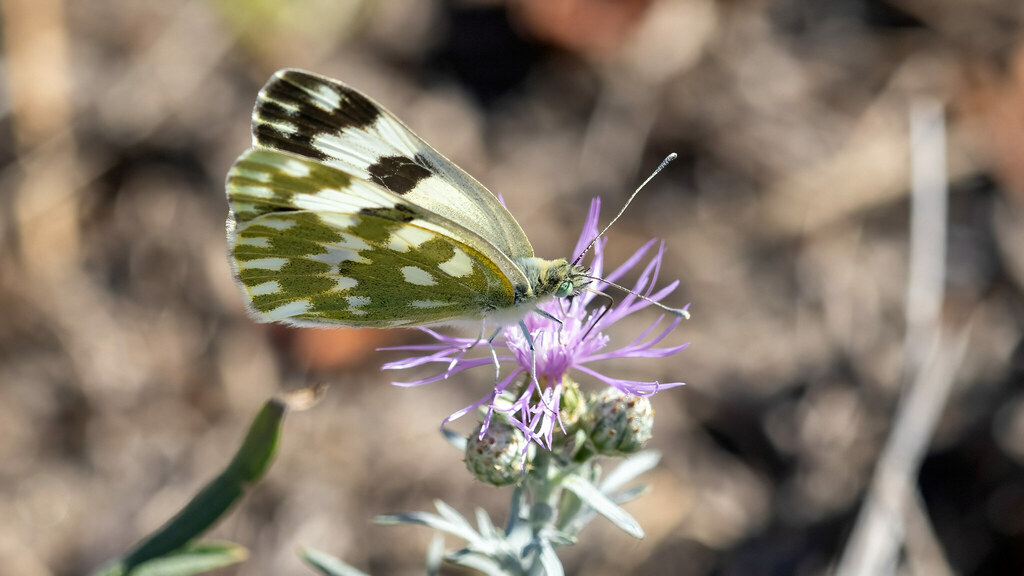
[252,68,535,262]
[227,149,519,327]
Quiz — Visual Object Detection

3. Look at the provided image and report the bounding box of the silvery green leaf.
[562,475,644,538]
[299,546,371,576]
[610,484,650,505]
[537,540,564,576]
[475,508,498,541]
[434,500,483,545]
[505,518,533,550]
[441,427,467,451]
[555,488,582,533]
[599,451,661,493]
[425,535,444,576]
[375,511,479,544]
[568,486,648,532]
[539,529,576,547]
[447,551,506,576]
[505,486,524,535]
[373,512,432,526]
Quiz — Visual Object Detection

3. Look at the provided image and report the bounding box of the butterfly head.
[516,257,591,303]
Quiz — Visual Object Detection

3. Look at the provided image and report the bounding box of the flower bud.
[465,419,528,486]
[556,376,587,438]
[587,388,654,456]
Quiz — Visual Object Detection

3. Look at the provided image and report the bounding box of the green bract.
[464,419,529,486]
[587,388,654,456]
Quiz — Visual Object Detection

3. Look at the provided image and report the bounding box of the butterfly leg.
[518,320,538,386]
[445,324,488,377]
[485,327,502,385]
[533,308,563,326]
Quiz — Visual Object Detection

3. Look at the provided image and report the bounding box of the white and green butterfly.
[225,69,594,331]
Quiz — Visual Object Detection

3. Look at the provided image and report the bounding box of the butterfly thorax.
[514,257,590,306]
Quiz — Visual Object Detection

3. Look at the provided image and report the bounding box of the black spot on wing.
[359,203,417,223]
[253,121,328,162]
[367,155,432,195]
[252,70,381,159]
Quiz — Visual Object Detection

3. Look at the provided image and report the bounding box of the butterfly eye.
[556,280,574,298]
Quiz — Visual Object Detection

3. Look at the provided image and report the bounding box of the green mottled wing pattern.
[251,68,535,261]
[227,149,518,327]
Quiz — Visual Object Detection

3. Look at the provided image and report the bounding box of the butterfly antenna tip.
[572,153,678,266]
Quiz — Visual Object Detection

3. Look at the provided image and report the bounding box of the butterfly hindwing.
[227,149,519,327]
[251,68,536,262]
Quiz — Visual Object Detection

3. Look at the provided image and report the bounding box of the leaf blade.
[562,474,645,539]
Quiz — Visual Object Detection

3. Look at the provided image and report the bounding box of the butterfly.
[225,69,594,333]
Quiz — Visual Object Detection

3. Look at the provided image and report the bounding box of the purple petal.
[602,239,657,285]
[573,365,684,395]
[390,357,505,387]
[634,316,686,349]
[623,314,669,348]
[570,197,603,260]
[624,314,684,350]
[378,343,463,352]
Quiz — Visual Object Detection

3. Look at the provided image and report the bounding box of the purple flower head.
[381,198,689,448]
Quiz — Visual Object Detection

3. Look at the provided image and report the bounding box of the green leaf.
[375,510,480,545]
[425,535,445,576]
[299,546,371,576]
[96,541,248,576]
[102,398,286,574]
[599,451,660,493]
[505,485,524,535]
[447,551,505,576]
[441,426,468,451]
[561,474,644,539]
[609,484,650,506]
[539,530,576,547]
[433,500,480,543]
[536,540,564,576]
[474,508,498,541]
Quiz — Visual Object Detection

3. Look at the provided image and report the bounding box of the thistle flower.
[382,198,689,449]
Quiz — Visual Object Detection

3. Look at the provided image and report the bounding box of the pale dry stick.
[905,99,950,374]
[903,487,957,576]
[1,0,78,277]
[833,100,959,576]
[834,328,968,576]
[760,55,975,239]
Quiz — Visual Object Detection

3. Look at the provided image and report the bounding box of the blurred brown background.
[2,0,1024,574]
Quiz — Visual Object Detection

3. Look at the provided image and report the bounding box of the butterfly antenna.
[572,153,677,266]
[581,274,690,319]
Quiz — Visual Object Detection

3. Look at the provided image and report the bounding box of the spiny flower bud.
[465,419,528,486]
[556,376,587,438]
[587,388,654,456]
